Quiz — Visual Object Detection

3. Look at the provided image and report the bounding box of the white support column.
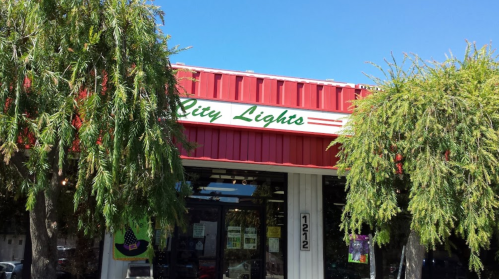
[287,172,324,279]
[100,233,146,279]
[288,173,300,278]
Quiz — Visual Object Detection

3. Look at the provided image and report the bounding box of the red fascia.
[178,123,341,169]
[173,65,367,169]
[178,120,343,138]
[173,65,371,114]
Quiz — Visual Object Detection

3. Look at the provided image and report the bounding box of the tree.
[330,44,499,278]
[0,1,193,278]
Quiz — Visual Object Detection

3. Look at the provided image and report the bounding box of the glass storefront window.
[185,168,284,199]
[323,176,370,279]
[154,167,286,279]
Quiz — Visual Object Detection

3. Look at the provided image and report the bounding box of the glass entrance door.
[170,206,263,279]
[157,200,283,279]
[174,207,221,279]
[222,208,263,279]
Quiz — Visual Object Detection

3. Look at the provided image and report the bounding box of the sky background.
[157,0,499,85]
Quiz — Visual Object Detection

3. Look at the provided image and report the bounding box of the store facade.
[99,65,372,279]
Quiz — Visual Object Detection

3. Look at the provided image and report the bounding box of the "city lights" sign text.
[177,98,348,135]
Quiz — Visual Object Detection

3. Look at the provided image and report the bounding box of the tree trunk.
[30,191,57,278]
[30,152,61,279]
[405,230,425,279]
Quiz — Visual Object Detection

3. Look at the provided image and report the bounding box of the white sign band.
[177,98,348,135]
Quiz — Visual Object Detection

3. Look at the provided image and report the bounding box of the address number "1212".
[300,213,310,251]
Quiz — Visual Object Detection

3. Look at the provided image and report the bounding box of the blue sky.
[158,0,499,85]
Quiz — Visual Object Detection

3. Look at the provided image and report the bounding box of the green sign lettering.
[232,105,304,128]
[178,98,306,128]
[177,99,197,117]
[177,99,222,123]
[233,105,256,122]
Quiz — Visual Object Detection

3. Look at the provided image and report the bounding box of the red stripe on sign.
[308,117,342,123]
[308,122,342,127]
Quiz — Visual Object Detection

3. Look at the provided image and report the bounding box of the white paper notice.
[269,238,279,253]
[193,223,205,238]
[195,240,204,251]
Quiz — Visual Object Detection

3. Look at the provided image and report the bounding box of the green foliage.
[330,44,499,272]
[0,0,193,248]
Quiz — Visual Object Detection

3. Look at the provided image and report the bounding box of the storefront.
[99,65,372,279]
[95,65,499,279]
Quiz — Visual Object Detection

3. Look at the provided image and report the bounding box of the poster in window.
[244,227,257,249]
[348,235,369,264]
[269,238,279,253]
[267,226,281,238]
[227,226,241,249]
